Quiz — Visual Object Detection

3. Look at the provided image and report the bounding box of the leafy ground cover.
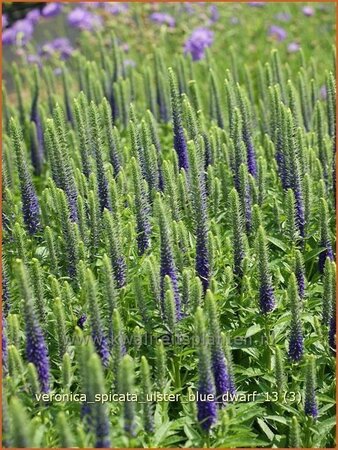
[2,2,336,448]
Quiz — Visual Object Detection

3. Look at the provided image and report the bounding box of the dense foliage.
[2,2,336,448]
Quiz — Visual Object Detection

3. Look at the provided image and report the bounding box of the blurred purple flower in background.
[302,6,315,16]
[2,29,14,45]
[2,19,34,45]
[42,3,62,18]
[123,59,136,68]
[26,9,41,25]
[27,54,41,66]
[40,37,74,60]
[104,3,129,15]
[68,7,102,30]
[150,12,176,27]
[121,42,130,52]
[268,25,287,41]
[275,12,291,22]
[320,85,327,100]
[2,14,8,28]
[184,27,214,61]
[54,67,63,76]
[248,2,265,7]
[288,42,300,53]
[209,5,219,23]
[82,2,101,8]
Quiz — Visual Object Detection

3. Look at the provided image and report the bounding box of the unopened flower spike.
[231,108,246,191]
[30,66,44,164]
[274,346,286,394]
[289,416,301,448]
[239,163,252,233]
[168,67,189,170]
[56,412,75,448]
[294,250,306,299]
[58,189,79,277]
[100,254,117,344]
[16,259,50,392]
[183,95,199,143]
[164,276,178,331]
[141,121,160,193]
[162,160,180,221]
[73,98,91,178]
[318,198,334,272]
[89,101,110,212]
[29,121,43,176]
[10,118,40,234]
[140,356,154,433]
[9,398,33,448]
[229,188,245,278]
[61,66,74,124]
[209,69,224,129]
[52,104,78,221]
[103,208,126,288]
[87,353,111,447]
[131,157,151,254]
[30,258,45,324]
[188,140,210,291]
[119,355,137,436]
[285,188,297,242]
[157,196,182,319]
[236,84,257,176]
[285,108,305,237]
[112,308,126,385]
[322,257,333,325]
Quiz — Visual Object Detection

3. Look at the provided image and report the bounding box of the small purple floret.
[184,27,214,61]
[150,12,175,27]
[268,25,287,41]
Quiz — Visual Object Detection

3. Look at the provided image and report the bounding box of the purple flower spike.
[150,12,175,27]
[184,27,214,61]
[26,9,41,25]
[302,6,315,16]
[268,25,287,41]
[68,7,103,30]
[42,3,62,18]
[259,282,276,314]
[288,42,300,53]
[197,385,217,431]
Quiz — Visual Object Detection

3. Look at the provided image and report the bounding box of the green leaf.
[256,417,274,442]
[245,323,261,338]
[267,236,287,252]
